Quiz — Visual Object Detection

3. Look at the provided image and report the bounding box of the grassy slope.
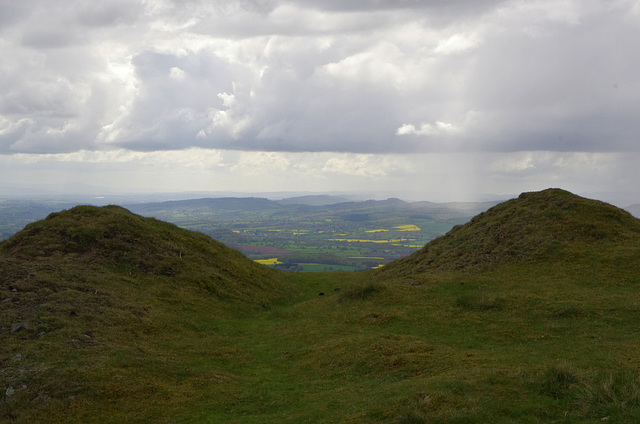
[0,205,296,423]
[380,188,640,274]
[3,190,640,423]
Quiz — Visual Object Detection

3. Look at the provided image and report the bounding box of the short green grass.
[3,190,640,423]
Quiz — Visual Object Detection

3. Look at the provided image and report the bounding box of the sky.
[1,0,639,203]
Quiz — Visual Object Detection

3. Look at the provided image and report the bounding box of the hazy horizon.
[3,183,640,210]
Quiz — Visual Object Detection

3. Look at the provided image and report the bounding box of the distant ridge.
[379,188,640,274]
[276,195,352,206]
[129,197,281,213]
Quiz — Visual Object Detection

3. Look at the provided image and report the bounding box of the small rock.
[318,292,325,296]
[5,381,26,399]
[5,386,15,398]
[38,250,45,255]
[13,353,22,361]
[10,288,17,292]
[10,322,27,333]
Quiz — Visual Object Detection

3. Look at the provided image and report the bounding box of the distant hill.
[130,197,282,213]
[379,188,640,275]
[276,195,352,206]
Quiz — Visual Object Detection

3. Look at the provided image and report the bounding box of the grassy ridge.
[381,188,640,274]
[3,190,640,422]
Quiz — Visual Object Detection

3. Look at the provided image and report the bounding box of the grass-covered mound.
[1,205,287,299]
[1,205,296,423]
[379,188,640,275]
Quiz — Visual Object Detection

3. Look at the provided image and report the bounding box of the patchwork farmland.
[125,196,498,271]
[0,195,498,271]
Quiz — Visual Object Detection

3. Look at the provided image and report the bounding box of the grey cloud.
[462,6,640,153]
[111,50,242,151]
[0,0,36,29]
[76,1,144,27]
[21,28,80,49]
[1,0,639,157]
[291,0,504,12]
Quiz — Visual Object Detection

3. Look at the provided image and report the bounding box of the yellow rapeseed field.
[254,258,283,265]
[327,238,415,243]
[394,224,421,231]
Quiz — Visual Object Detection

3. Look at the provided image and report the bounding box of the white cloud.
[396,121,460,136]
[321,42,403,85]
[169,66,186,80]
[434,32,481,55]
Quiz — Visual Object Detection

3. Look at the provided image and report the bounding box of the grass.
[5,259,640,423]
[3,189,640,422]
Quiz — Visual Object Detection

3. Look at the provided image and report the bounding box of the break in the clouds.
[1,0,638,155]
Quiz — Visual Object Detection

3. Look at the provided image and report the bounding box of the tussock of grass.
[535,366,640,421]
[548,303,581,318]
[575,370,640,419]
[338,281,383,302]
[454,292,504,311]
[539,363,581,399]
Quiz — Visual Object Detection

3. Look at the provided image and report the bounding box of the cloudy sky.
[1,0,639,203]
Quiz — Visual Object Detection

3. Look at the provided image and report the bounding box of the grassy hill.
[0,205,296,423]
[379,188,640,274]
[3,189,640,423]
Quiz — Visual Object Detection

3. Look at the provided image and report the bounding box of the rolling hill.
[379,188,640,275]
[3,189,640,423]
[0,205,296,423]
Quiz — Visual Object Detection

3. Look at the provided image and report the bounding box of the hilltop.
[1,205,288,300]
[379,188,640,275]
[4,189,640,423]
[1,205,296,423]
